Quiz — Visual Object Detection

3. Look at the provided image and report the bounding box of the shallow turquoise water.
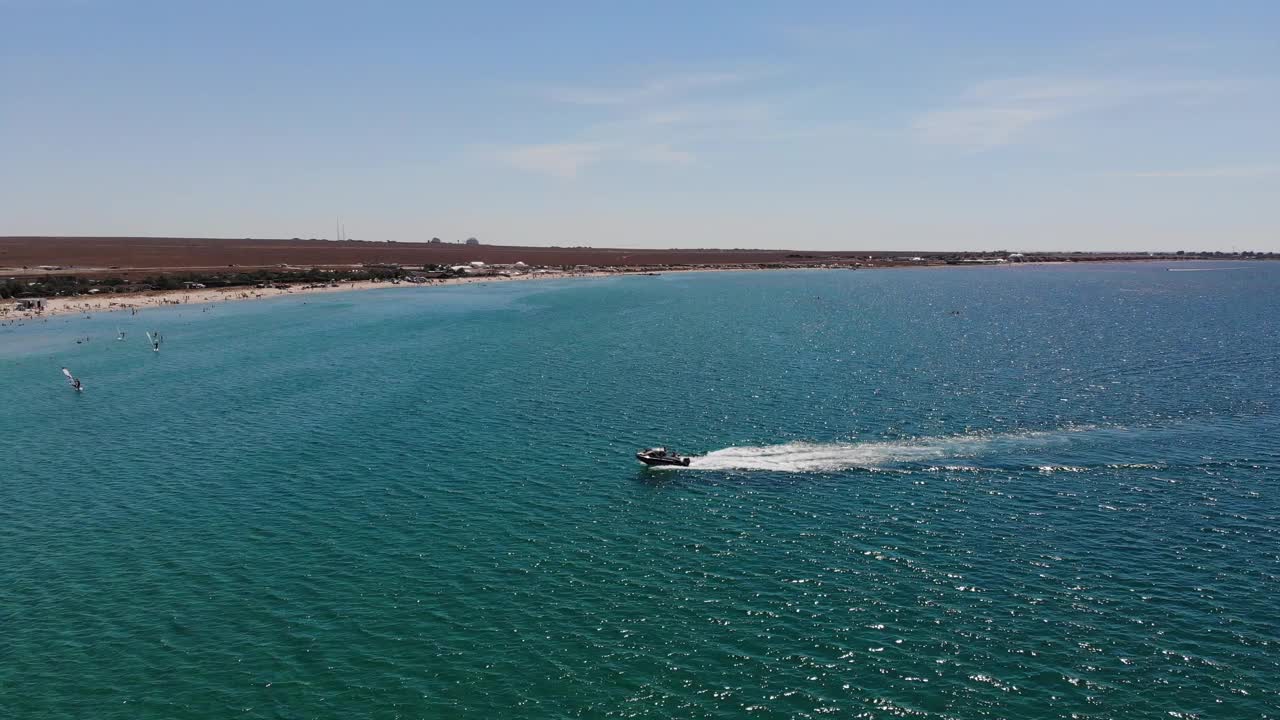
[2,264,1278,718]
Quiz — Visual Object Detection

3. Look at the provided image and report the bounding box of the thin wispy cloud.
[501,66,795,177]
[600,99,783,142]
[913,106,1059,151]
[498,140,697,178]
[776,23,898,49]
[967,78,1114,103]
[502,142,606,179]
[914,75,1240,151]
[1129,165,1279,178]
[629,143,696,167]
[542,70,756,106]
[912,80,1087,151]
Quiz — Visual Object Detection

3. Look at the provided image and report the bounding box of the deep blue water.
[2,263,1278,718]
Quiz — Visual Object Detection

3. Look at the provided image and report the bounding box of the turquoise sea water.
[2,264,1278,719]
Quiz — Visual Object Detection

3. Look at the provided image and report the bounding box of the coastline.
[0,258,1259,324]
[1,269,629,322]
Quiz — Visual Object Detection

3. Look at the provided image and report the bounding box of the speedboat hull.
[636,452,691,467]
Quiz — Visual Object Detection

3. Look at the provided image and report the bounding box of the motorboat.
[635,447,691,466]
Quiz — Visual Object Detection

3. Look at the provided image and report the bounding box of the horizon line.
[2,235,1272,257]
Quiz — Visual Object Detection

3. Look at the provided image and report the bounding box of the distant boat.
[61,367,83,392]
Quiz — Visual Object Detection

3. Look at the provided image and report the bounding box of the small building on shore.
[16,298,47,312]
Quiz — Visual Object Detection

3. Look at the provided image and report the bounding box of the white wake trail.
[683,431,1074,473]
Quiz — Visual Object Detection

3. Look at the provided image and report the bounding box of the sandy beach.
[0,269,632,323]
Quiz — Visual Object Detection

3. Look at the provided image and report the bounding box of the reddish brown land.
[2,236,1248,281]
[0,236,878,276]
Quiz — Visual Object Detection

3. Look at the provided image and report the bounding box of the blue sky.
[3,1,1277,251]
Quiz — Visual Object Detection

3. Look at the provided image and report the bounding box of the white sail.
[61,367,82,390]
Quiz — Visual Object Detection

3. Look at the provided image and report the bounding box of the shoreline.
[6,266,802,322]
[1,269,632,322]
[5,265,877,322]
[0,259,1261,323]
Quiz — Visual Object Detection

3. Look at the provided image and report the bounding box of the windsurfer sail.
[116,327,126,341]
[61,367,83,392]
[146,331,162,352]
